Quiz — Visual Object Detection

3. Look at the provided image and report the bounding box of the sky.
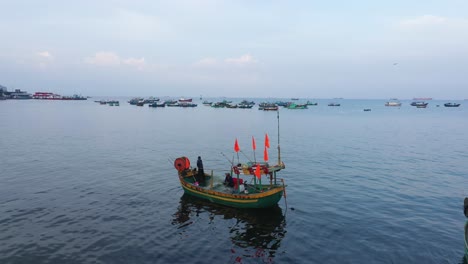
[0,0,467,99]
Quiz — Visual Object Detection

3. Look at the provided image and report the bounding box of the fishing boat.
[258,103,279,111]
[464,198,468,259]
[148,101,166,107]
[287,103,307,109]
[173,114,286,209]
[178,97,193,103]
[413,97,432,100]
[385,101,401,106]
[263,105,279,111]
[410,101,428,107]
[444,103,461,107]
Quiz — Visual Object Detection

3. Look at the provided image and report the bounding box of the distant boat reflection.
[172,194,287,262]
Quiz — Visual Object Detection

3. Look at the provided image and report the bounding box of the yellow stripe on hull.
[182,184,259,204]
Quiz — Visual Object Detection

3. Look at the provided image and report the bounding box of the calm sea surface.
[1,98,467,264]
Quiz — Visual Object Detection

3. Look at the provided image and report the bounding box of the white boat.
[385,101,401,107]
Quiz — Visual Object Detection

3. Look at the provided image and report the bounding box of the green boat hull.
[181,183,284,209]
[465,221,468,259]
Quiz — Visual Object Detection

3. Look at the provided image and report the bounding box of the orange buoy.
[174,157,191,172]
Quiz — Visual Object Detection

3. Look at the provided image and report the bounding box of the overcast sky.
[1,0,467,99]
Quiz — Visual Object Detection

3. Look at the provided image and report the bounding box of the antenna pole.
[277,110,281,165]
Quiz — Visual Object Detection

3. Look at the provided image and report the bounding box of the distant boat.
[385,102,401,106]
[238,104,253,109]
[149,101,166,107]
[287,103,307,109]
[179,102,197,107]
[179,98,193,103]
[363,109,371,111]
[258,103,278,111]
[444,103,461,107]
[144,97,159,104]
[328,103,340,106]
[226,103,238,109]
[128,98,143,105]
[410,102,428,107]
[306,101,318,106]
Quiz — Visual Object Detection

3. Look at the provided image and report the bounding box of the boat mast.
[277,110,281,165]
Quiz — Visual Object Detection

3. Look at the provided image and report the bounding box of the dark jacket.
[197,158,203,170]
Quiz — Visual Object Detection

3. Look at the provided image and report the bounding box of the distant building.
[0,85,6,99]
[2,88,32,99]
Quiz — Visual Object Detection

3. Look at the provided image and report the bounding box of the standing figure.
[197,156,205,184]
[224,173,234,187]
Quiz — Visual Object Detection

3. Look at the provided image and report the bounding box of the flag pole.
[277,110,281,165]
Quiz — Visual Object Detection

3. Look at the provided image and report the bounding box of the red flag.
[255,164,261,179]
[264,146,269,161]
[265,133,270,148]
[252,136,256,150]
[234,138,240,153]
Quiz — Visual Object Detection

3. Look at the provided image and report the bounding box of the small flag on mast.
[255,164,261,179]
[234,138,240,153]
[252,136,256,150]
[264,146,269,161]
[265,133,270,148]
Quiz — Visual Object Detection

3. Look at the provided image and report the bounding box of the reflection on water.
[172,194,286,262]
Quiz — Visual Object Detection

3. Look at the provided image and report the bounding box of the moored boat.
[444,103,461,107]
[178,97,193,103]
[385,101,401,107]
[410,101,428,107]
[287,103,307,109]
[128,98,143,105]
[149,101,166,107]
[413,97,432,100]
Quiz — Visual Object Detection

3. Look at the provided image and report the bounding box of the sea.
[0,98,467,264]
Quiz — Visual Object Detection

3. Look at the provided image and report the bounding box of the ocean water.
[0,98,467,264]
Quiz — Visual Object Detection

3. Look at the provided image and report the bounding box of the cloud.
[85,52,121,66]
[84,52,146,69]
[193,57,218,67]
[225,54,257,65]
[37,51,53,59]
[193,54,258,68]
[399,15,448,28]
[123,57,146,69]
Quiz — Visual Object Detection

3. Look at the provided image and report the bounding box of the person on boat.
[197,156,205,184]
[224,173,234,187]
